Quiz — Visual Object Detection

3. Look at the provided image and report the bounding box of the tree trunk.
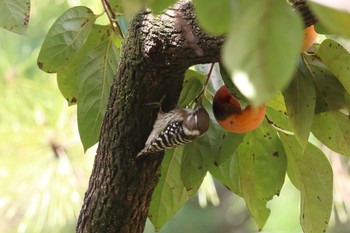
[76,2,223,232]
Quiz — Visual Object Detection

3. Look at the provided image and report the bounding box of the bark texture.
[76,2,223,233]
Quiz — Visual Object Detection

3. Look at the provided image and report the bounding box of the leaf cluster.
[36,6,123,151]
[145,1,350,232]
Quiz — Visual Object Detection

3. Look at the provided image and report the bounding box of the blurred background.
[0,0,349,232]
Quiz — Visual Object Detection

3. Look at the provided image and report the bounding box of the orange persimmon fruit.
[301,25,317,52]
[213,86,266,133]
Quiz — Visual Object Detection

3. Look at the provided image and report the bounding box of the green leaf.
[179,98,219,190]
[317,39,350,94]
[212,122,287,230]
[265,92,293,132]
[120,0,144,18]
[312,111,350,157]
[77,33,119,151]
[266,92,287,112]
[283,60,316,148]
[212,130,244,166]
[304,54,346,113]
[180,124,243,191]
[109,0,124,14]
[194,63,223,97]
[279,133,333,233]
[222,0,303,106]
[308,1,350,38]
[219,64,249,107]
[150,0,177,14]
[209,150,241,195]
[178,69,204,107]
[194,0,232,35]
[236,122,287,230]
[180,94,244,190]
[180,96,216,191]
[37,6,97,73]
[57,25,112,106]
[314,22,331,35]
[345,92,350,111]
[265,106,292,132]
[57,64,78,106]
[0,0,30,35]
[203,95,245,166]
[265,93,292,132]
[149,148,193,231]
[180,132,212,191]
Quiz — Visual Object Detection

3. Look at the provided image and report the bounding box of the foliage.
[0,1,96,232]
[2,0,350,232]
[0,0,30,34]
[280,134,333,233]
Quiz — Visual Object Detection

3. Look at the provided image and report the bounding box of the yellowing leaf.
[280,134,333,233]
[0,0,30,34]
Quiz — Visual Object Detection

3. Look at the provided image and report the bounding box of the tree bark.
[76,2,223,233]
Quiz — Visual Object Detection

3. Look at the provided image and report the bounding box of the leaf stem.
[101,0,124,38]
[194,63,215,103]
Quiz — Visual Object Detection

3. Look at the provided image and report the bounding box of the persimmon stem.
[104,0,116,19]
[204,63,215,89]
[194,62,215,103]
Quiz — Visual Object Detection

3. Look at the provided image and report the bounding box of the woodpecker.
[137,106,210,157]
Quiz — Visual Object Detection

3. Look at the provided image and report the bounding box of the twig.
[194,63,215,103]
[101,0,125,38]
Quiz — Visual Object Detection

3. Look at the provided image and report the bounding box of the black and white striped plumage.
[137,107,209,157]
